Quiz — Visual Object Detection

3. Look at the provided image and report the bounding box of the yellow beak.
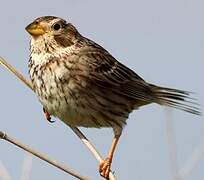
[25,23,45,36]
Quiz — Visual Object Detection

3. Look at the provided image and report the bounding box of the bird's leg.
[43,107,55,123]
[99,133,121,179]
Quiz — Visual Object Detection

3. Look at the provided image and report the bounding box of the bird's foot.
[43,107,55,123]
[99,158,112,179]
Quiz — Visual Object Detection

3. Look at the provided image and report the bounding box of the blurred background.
[0,0,203,179]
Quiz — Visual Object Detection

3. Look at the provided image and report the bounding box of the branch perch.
[0,56,116,180]
[0,131,87,180]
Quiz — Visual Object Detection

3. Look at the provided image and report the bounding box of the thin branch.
[0,56,116,180]
[0,131,88,180]
[0,57,32,90]
[70,127,116,180]
[70,127,103,163]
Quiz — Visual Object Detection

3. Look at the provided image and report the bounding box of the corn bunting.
[26,16,201,179]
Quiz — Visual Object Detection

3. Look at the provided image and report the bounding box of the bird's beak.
[25,22,45,36]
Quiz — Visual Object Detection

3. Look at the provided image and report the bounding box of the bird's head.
[26,16,79,47]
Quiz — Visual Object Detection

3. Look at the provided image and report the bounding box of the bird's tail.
[150,84,201,115]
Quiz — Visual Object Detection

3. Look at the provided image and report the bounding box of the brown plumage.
[26,16,201,179]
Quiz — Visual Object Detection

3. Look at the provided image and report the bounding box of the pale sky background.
[0,0,204,180]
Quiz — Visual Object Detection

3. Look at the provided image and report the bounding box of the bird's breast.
[29,51,81,118]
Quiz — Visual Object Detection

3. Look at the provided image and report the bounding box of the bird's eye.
[53,23,61,31]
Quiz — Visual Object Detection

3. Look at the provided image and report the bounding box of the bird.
[25,16,201,179]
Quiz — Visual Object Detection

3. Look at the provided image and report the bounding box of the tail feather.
[150,85,202,115]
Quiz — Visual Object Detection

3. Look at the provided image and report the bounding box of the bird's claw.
[43,108,55,123]
[99,158,111,179]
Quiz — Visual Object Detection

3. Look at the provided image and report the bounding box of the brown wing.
[79,47,155,103]
[78,45,201,116]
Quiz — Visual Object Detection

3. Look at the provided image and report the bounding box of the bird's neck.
[29,35,76,67]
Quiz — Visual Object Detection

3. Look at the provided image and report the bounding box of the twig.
[70,127,103,163]
[70,127,116,180]
[0,56,116,180]
[0,131,88,180]
[0,57,32,90]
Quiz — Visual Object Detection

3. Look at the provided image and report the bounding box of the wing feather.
[79,47,155,102]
